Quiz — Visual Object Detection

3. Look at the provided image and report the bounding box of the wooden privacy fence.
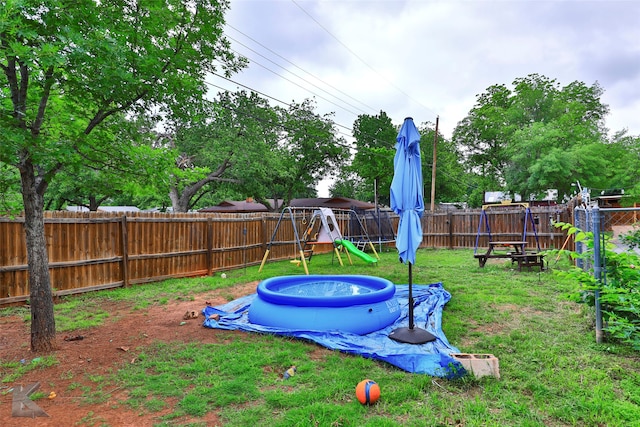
[422,205,570,250]
[0,206,570,305]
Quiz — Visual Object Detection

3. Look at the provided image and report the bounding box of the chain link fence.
[574,206,640,271]
[573,207,591,270]
[572,205,640,343]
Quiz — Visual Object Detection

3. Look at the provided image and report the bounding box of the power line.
[226,24,377,114]
[227,46,362,116]
[222,2,441,142]
[205,78,356,152]
[208,72,356,135]
[209,72,428,148]
[225,2,440,135]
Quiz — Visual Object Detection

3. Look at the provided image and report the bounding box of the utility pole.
[430,116,439,212]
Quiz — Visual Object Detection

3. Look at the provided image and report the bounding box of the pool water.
[278,281,372,296]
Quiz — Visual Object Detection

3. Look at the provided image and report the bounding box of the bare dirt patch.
[0,281,260,427]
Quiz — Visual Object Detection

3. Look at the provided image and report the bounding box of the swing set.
[473,202,546,271]
[258,207,380,275]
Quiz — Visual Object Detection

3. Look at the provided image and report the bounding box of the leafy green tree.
[454,74,612,201]
[453,83,513,190]
[350,111,397,205]
[0,162,22,214]
[272,99,349,206]
[338,116,468,207]
[504,78,609,199]
[166,90,281,212]
[605,130,640,201]
[0,0,243,351]
[464,173,493,208]
[44,115,172,211]
[163,93,346,212]
[330,171,370,201]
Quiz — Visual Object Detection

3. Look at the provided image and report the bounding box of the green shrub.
[549,222,640,350]
[621,222,640,250]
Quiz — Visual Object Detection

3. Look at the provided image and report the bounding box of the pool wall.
[248,275,400,335]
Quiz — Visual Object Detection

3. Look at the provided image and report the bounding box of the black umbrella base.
[389,326,436,344]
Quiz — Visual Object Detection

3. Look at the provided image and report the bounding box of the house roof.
[288,197,376,210]
[199,200,269,213]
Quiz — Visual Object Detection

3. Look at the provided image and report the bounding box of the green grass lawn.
[3,248,640,426]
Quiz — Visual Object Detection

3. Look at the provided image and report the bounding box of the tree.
[503,78,609,199]
[162,93,347,212]
[453,83,513,189]
[454,74,612,201]
[350,111,397,205]
[166,90,281,212]
[0,162,22,214]
[330,171,369,201]
[44,115,172,211]
[604,130,640,200]
[272,99,349,205]
[0,0,243,351]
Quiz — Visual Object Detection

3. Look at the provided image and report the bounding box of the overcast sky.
[210,0,640,195]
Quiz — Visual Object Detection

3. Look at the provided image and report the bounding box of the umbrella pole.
[408,263,414,329]
[388,262,436,345]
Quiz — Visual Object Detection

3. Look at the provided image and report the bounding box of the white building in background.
[65,206,140,213]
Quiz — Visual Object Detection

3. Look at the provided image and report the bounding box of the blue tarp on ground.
[202,282,464,378]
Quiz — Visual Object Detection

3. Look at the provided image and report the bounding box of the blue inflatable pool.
[248,275,400,335]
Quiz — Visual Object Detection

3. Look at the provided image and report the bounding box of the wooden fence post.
[261,214,267,253]
[207,217,213,275]
[120,215,129,287]
[448,211,453,249]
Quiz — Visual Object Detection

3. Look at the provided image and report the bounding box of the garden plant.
[549,222,640,351]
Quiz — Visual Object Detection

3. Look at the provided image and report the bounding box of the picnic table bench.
[509,252,546,271]
[474,241,545,271]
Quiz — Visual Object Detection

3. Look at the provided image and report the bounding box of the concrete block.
[451,353,500,379]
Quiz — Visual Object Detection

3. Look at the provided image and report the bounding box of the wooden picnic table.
[488,241,527,254]
[474,240,545,271]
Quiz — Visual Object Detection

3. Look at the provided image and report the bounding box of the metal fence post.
[592,206,603,343]
[575,207,584,269]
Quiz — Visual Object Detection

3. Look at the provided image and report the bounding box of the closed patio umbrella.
[388,117,436,344]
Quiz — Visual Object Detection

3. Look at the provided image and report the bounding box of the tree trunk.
[89,195,99,211]
[168,160,236,213]
[19,159,56,352]
[169,186,191,213]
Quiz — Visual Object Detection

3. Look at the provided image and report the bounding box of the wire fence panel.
[574,207,591,270]
[573,206,640,272]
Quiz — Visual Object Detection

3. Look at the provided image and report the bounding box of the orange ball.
[355,379,380,405]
